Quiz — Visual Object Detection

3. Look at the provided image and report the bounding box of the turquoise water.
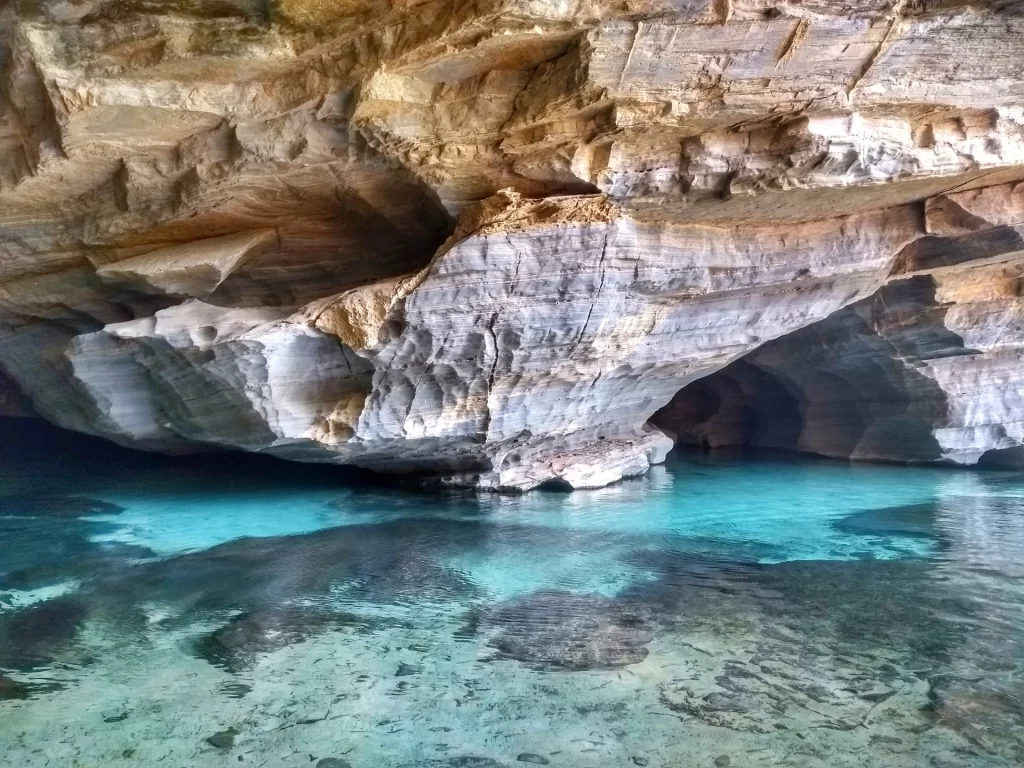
[1,420,1023,767]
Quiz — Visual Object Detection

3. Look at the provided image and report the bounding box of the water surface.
[1,420,1023,767]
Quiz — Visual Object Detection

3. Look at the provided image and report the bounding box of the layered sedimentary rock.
[656,181,1024,466]
[2,0,1024,486]
[63,191,916,488]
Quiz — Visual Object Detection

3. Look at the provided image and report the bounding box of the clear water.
[1,420,1023,767]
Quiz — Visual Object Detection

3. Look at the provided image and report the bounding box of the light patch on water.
[76,455,958,570]
[472,456,946,566]
[88,488,347,555]
[0,581,80,613]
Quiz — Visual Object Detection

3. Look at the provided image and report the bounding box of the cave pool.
[1,419,1023,767]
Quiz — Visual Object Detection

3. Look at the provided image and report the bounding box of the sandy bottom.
[4,585,1021,768]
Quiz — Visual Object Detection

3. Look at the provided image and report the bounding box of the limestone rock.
[61,191,915,489]
[655,183,1024,465]
[96,229,278,298]
[1,1,1024,487]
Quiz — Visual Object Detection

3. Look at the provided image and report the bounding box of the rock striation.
[656,181,1024,466]
[1,0,1024,487]
[651,182,1024,468]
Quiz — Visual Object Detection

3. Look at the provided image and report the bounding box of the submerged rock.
[112,519,479,626]
[195,608,378,672]
[0,674,29,701]
[205,728,237,750]
[517,755,549,765]
[217,682,252,699]
[834,504,941,540]
[0,597,89,671]
[406,759,506,768]
[483,590,652,670]
[395,663,422,677]
[924,671,1024,752]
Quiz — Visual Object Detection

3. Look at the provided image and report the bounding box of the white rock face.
[2,1,1024,487]
[62,192,918,488]
[656,182,1024,467]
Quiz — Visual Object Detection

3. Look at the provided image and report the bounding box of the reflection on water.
[1,419,1023,766]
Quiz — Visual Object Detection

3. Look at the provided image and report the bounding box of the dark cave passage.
[652,277,972,464]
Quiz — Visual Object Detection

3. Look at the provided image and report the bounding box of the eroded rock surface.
[656,181,1024,465]
[2,1,1024,485]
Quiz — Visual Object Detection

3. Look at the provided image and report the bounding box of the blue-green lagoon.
[1,421,1023,767]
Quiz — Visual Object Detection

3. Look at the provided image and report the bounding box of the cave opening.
[650,276,976,466]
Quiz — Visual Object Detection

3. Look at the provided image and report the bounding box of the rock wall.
[2,1,1024,487]
[655,181,1024,466]
[0,369,31,417]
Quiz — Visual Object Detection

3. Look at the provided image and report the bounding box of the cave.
[652,274,1019,467]
[4,2,1024,764]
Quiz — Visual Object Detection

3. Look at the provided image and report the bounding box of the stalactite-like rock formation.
[2,0,1024,487]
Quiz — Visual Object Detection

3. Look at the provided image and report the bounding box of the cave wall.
[2,1,1024,487]
[0,369,32,417]
[655,209,1024,467]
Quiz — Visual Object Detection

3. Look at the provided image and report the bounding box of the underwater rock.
[315,760,353,768]
[195,608,373,672]
[483,590,652,670]
[924,672,1024,752]
[218,682,252,699]
[112,519,479,620]
[517,755,549,765]
[0,535,156,595]
[0,596,88,670]
[0,674,29,701]
[834,504,941,540]
[1,517,491,676]
[408,759,506,768]
[205,728,237,749]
